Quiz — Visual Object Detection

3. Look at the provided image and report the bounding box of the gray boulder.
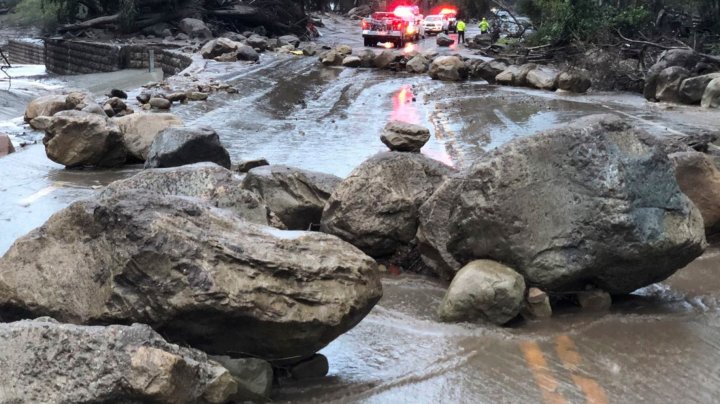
[209,356,273,401]
[236,157,269,173]
[358,48,376,67]
[342,55,362,67]
[380,120,431,152]
[679,73,720,104]
[321,152,453,257]
[557,70,592,93]
[418,114,706,293]
[236,45,260,62]
[242,165,341,230]
[406,54,429,74]
[438,260,526,325]
[429,56,469,81]
[436,33,454,47]
[145,126,231,169]
[471,59,508,83]
[0,319,239,403]
[278,34,300,48]
[247,35,269,51]
[179,18,212,39]
[374,50,397,69]
[103,163,270,225]
[0,190,383,361]
[655,66,691,103]
[200,38,242,59]
[320,49,343,66]
[702,77,720,108]
[149,97,172,109]
[495,63,536,86]
[43,110,127,168]
[526,66,559,90]
[644,49,702,101]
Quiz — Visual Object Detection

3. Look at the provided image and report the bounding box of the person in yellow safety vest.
[479,17,490,34]
[456,19,466,45]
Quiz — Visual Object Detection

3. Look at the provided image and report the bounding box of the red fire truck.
[361,5,424,48]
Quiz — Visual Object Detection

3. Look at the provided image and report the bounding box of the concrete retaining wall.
[44,39,192,76]
[5,39,45,65]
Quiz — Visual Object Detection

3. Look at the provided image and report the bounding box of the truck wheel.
[398,38,404,48]
[364,38,370,47]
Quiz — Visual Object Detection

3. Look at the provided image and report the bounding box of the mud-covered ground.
[2,15,720,403]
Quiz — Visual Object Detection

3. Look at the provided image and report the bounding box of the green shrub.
[6,0,59,32]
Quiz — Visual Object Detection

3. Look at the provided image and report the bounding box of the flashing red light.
[439,7,457,15]
[361,20,369,29]
[394,5,414,18]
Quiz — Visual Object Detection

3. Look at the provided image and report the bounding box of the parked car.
[422,14,449,35]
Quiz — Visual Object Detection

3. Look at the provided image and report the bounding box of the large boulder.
[644,49,703,101]
[495,63,536,86]
[247,35,269,51]
[374,50,397,69]
[320,49,344,66]
[406,54,429,74]
[0,190,383,361]
[278,34,300,48]
[24,94,70,124]
[471,59,508,83]
[526,66,559,90]
[701,77,720,108]
[236,45,260,62]
[200,38,242,59]
[103,163,270,225]
[321,152,453,257]
[380,120,431,152]
[358,49,376,67]
[436,33,454,47]
[242,165,341,230]
[655,66,691,103]
[43,110,127,168]
[342,55,362,67]
[179,18,212,39]
[429,56,468,82]
[0,133,14,157]
[680,73,720,104]
[113,112,183,161]
[0,319,244,403]
[438,260,526,325]
[670,152,720,233]
[145,126,231,169]
[418,114,706,293]
[557,70,592,93]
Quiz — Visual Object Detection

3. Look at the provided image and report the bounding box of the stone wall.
[44,39,192,76]
[5,39,45,65]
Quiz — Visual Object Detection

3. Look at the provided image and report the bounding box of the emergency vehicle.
[361,5,424,48]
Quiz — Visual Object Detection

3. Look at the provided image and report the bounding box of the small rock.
[380,121,430,152]
[301,42,318,56]
[290,354,329,380]
[236,45,260,62]
[438,260,526,325]
[521,287,552,319]
[577,289,612,311]
[246,35,269,51]
[236,158,269,173]
[320,50,343,66]
[149,97,172,110]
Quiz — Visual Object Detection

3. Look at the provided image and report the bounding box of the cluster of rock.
[644,49,720,108]
[200,32,307,62]
[0,157,382,399]
[315,44,591,92]
[472,59,592,93]
[319,115,706,325]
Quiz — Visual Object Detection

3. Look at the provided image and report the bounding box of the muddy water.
[2,18,720,402]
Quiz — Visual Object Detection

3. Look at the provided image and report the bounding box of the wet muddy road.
[3,16,720,402]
